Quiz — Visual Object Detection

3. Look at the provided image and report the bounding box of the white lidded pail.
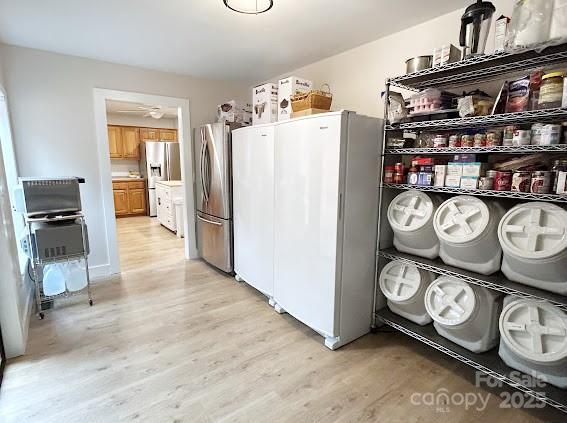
[499,296,567,389]
[379,260,435,325]
[387,190,441,259]
[498,202,567,295]
[434,196,505,275]
[425,276,502,353]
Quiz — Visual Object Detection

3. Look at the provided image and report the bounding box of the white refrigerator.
[232,111,382,349]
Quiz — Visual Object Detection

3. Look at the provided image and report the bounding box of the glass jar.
[486,131,502,147]
[503,126,517,146]
[538,71,566,109]
[474,133,487,147]
[448,134,461,148]
[461,134,474,147]
[384,165,395,184]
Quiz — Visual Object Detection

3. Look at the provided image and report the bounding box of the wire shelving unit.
[375,43,567,414]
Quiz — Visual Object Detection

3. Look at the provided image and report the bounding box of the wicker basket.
[291,84,332,112]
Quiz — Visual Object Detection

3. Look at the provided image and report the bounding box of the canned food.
[503,126,517,146]
[448,134,461,148]
[513,130,531,146]
[461,134,474,147]
[530,171,552,194]
[433,134,448,148]
[486,131,502,147]
[474,133,487,147]
[494,171,512,191]
[512,171,532,192]
[478,176,494,190]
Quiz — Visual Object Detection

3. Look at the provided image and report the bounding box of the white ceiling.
[106,100,178,119]
[0,0,470,82]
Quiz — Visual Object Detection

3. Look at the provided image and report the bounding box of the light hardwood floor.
[0,216,563,422]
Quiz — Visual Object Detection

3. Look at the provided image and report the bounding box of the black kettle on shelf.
[459,0,496,58]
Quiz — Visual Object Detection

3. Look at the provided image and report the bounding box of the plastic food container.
[379,260,435,325]
[499,296,567,389]
[388,190,441,259]
[425,276,503,353]
[511,171,531,192]
[498,202,567,295]
[433,196,506,275]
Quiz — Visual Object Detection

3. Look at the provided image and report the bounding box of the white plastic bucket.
[425,276,502,353]
[387,190,441,259]
[499,296,567,389]
[434,196,505,275]
[498,202,567,295]
[379,260,435,325]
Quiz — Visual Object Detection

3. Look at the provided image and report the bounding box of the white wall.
[268,0,515,118]
[1,44,249,278]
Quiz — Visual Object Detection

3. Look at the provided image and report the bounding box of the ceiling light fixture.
[223,0,273,14]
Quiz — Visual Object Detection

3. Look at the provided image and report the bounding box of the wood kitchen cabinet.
[108,125,140,160]
[139,127,161,142]
[108,126,123,158]
[109,125,178,159]
[112,180,146,217]
[158,129,177,141]
[122,127,140,159]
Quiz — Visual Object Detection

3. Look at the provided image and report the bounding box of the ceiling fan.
[115,104,165,119]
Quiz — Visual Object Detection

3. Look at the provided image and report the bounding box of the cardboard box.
[557,171,567,194]
[278,76,312,121]
[462,162,488,178]
[494,15,510,53]
[460,176,479,190]
[433,44,461,67]
[434,165,447,187]
[253,83,278,125]
[445,175,462,187]
[217,100,252,125]
[447,162,464,177]
[452,154,480,163]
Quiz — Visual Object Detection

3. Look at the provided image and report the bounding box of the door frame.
[93,89,198,275]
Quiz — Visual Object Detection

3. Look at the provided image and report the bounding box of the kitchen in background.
[105,100,186,243]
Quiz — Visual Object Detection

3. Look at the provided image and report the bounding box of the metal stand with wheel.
[24,213,93,319]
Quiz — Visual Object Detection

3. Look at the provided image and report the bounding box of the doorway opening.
[106,100,186,272]
[93,89,197,276]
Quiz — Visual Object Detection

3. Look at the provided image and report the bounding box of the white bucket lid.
[379,260,424,302]
[425,277,476,326]
[499,299,567,363]
[434,196,490,244]
[387,190,435,233]
[498,202,567,260]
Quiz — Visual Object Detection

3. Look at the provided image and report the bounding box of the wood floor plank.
[0,216,563,422]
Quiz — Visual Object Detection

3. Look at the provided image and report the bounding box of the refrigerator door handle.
[199,129,208,203]
[203,142,211,202]
[197,214,222,226]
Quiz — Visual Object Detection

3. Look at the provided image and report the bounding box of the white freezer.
[232,124,275,298]
[274,111,382,349]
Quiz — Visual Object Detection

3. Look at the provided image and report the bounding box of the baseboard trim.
[89,263,113,281]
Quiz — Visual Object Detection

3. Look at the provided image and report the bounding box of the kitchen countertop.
[112,177,146,182]
[155,180,183,187]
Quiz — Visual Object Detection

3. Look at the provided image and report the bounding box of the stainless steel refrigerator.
[140,142,181,217]
[194,123,237,273]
